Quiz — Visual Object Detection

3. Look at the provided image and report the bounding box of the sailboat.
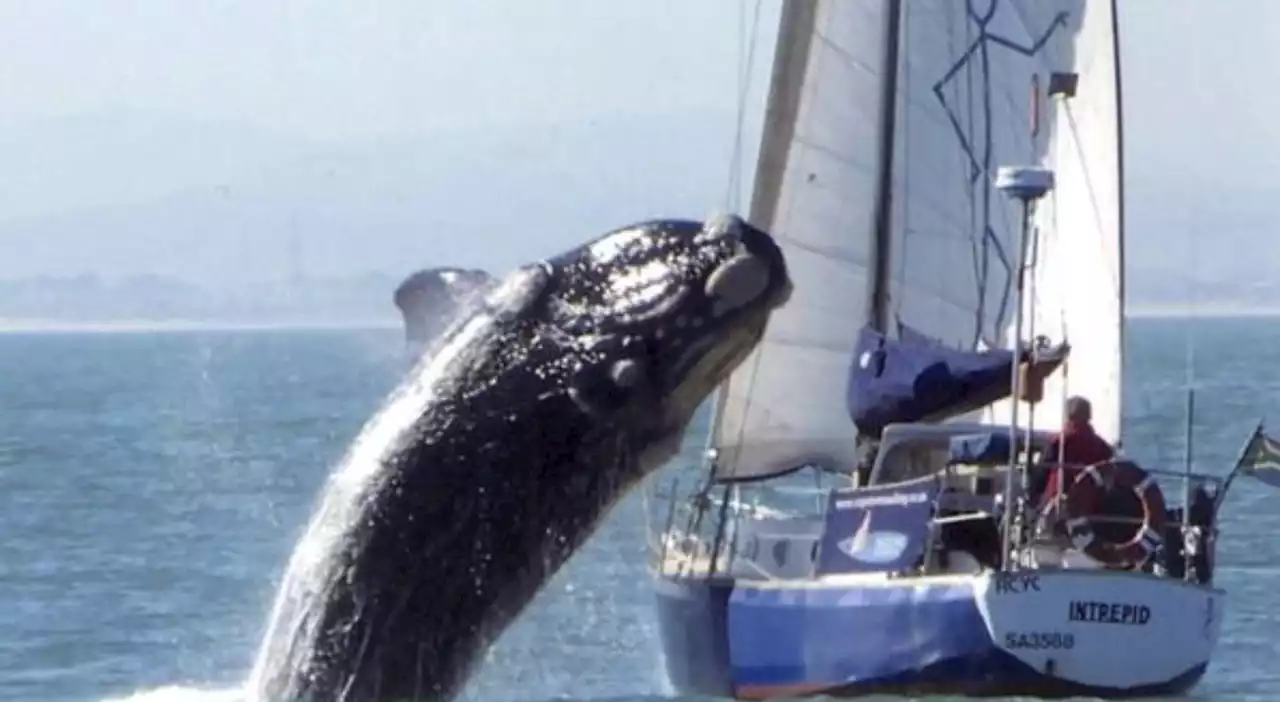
[647,1,1232,697]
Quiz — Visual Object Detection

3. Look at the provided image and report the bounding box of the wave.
[101,685,243,702]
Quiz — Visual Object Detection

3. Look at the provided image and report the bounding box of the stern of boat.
[975,569,1223,694]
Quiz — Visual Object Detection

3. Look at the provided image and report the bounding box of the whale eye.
[568,355,648,417]
[610,358,642,388]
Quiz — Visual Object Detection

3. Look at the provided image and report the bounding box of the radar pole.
[993,165,1055,570]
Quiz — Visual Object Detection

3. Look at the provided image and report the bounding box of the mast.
[867,0,903,333]
[994,165,1055,569]
[1111,0,1128,366]
[744,2,816,231]
[1180,201,1200,579]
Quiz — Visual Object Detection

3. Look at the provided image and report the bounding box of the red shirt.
[1045,421,1114,466]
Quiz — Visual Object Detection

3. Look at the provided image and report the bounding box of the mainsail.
[985,2,1125,441]
[711,0,1124,482]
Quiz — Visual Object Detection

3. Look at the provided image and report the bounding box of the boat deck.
[652,540,983,587]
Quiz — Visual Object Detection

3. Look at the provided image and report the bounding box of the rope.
[1182,208,1199,470]
[725,0,765,213]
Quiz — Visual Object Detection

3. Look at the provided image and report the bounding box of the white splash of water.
[243,309,496,700]
[101,684,244,702]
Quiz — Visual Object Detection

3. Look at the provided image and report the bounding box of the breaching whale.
[249,215,791,702]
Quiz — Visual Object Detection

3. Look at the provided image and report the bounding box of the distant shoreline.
[0,317,401,334]
[1,307,1277,335]
[1126,305,1280,319]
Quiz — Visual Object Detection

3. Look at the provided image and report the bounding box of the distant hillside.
[2,260,1271,327]
[0,110,754,289]
[0,109,1272,321]
[0,272,401,326]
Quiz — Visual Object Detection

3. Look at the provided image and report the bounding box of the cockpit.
[866,421,1058,486]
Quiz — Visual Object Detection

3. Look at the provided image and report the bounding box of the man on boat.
[1045,395,1114,466]
[1030,396,1124,553]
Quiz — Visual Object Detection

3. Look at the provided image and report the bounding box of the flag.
[1235,425,1280,488]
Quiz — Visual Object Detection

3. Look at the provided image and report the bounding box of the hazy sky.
[0,0,778,284]
[0,0,1273,305]
[0,0,760,139]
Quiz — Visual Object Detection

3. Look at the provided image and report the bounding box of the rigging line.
[726,0,747,211]
[1184,208,1199,385]
[726,0,765,213]
[717,0,767,466]
[1182,205,1199,466]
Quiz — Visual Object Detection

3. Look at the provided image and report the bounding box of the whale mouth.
[658,315,768,439]
[663,216,787,389]
[698,321,767,388]
[652,217,788,433]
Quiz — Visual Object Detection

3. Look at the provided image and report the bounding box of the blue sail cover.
[846,325,1069,438]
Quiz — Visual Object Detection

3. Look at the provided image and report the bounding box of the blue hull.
[654,575,1207,699]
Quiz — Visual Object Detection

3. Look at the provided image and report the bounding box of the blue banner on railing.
[815,476,939,575]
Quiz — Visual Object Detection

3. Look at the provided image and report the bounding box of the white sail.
[712,0,1124,481]
[712,0,896,481]
[986,1,1125,442]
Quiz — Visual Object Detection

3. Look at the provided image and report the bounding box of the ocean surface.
[2,316,1278,702]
